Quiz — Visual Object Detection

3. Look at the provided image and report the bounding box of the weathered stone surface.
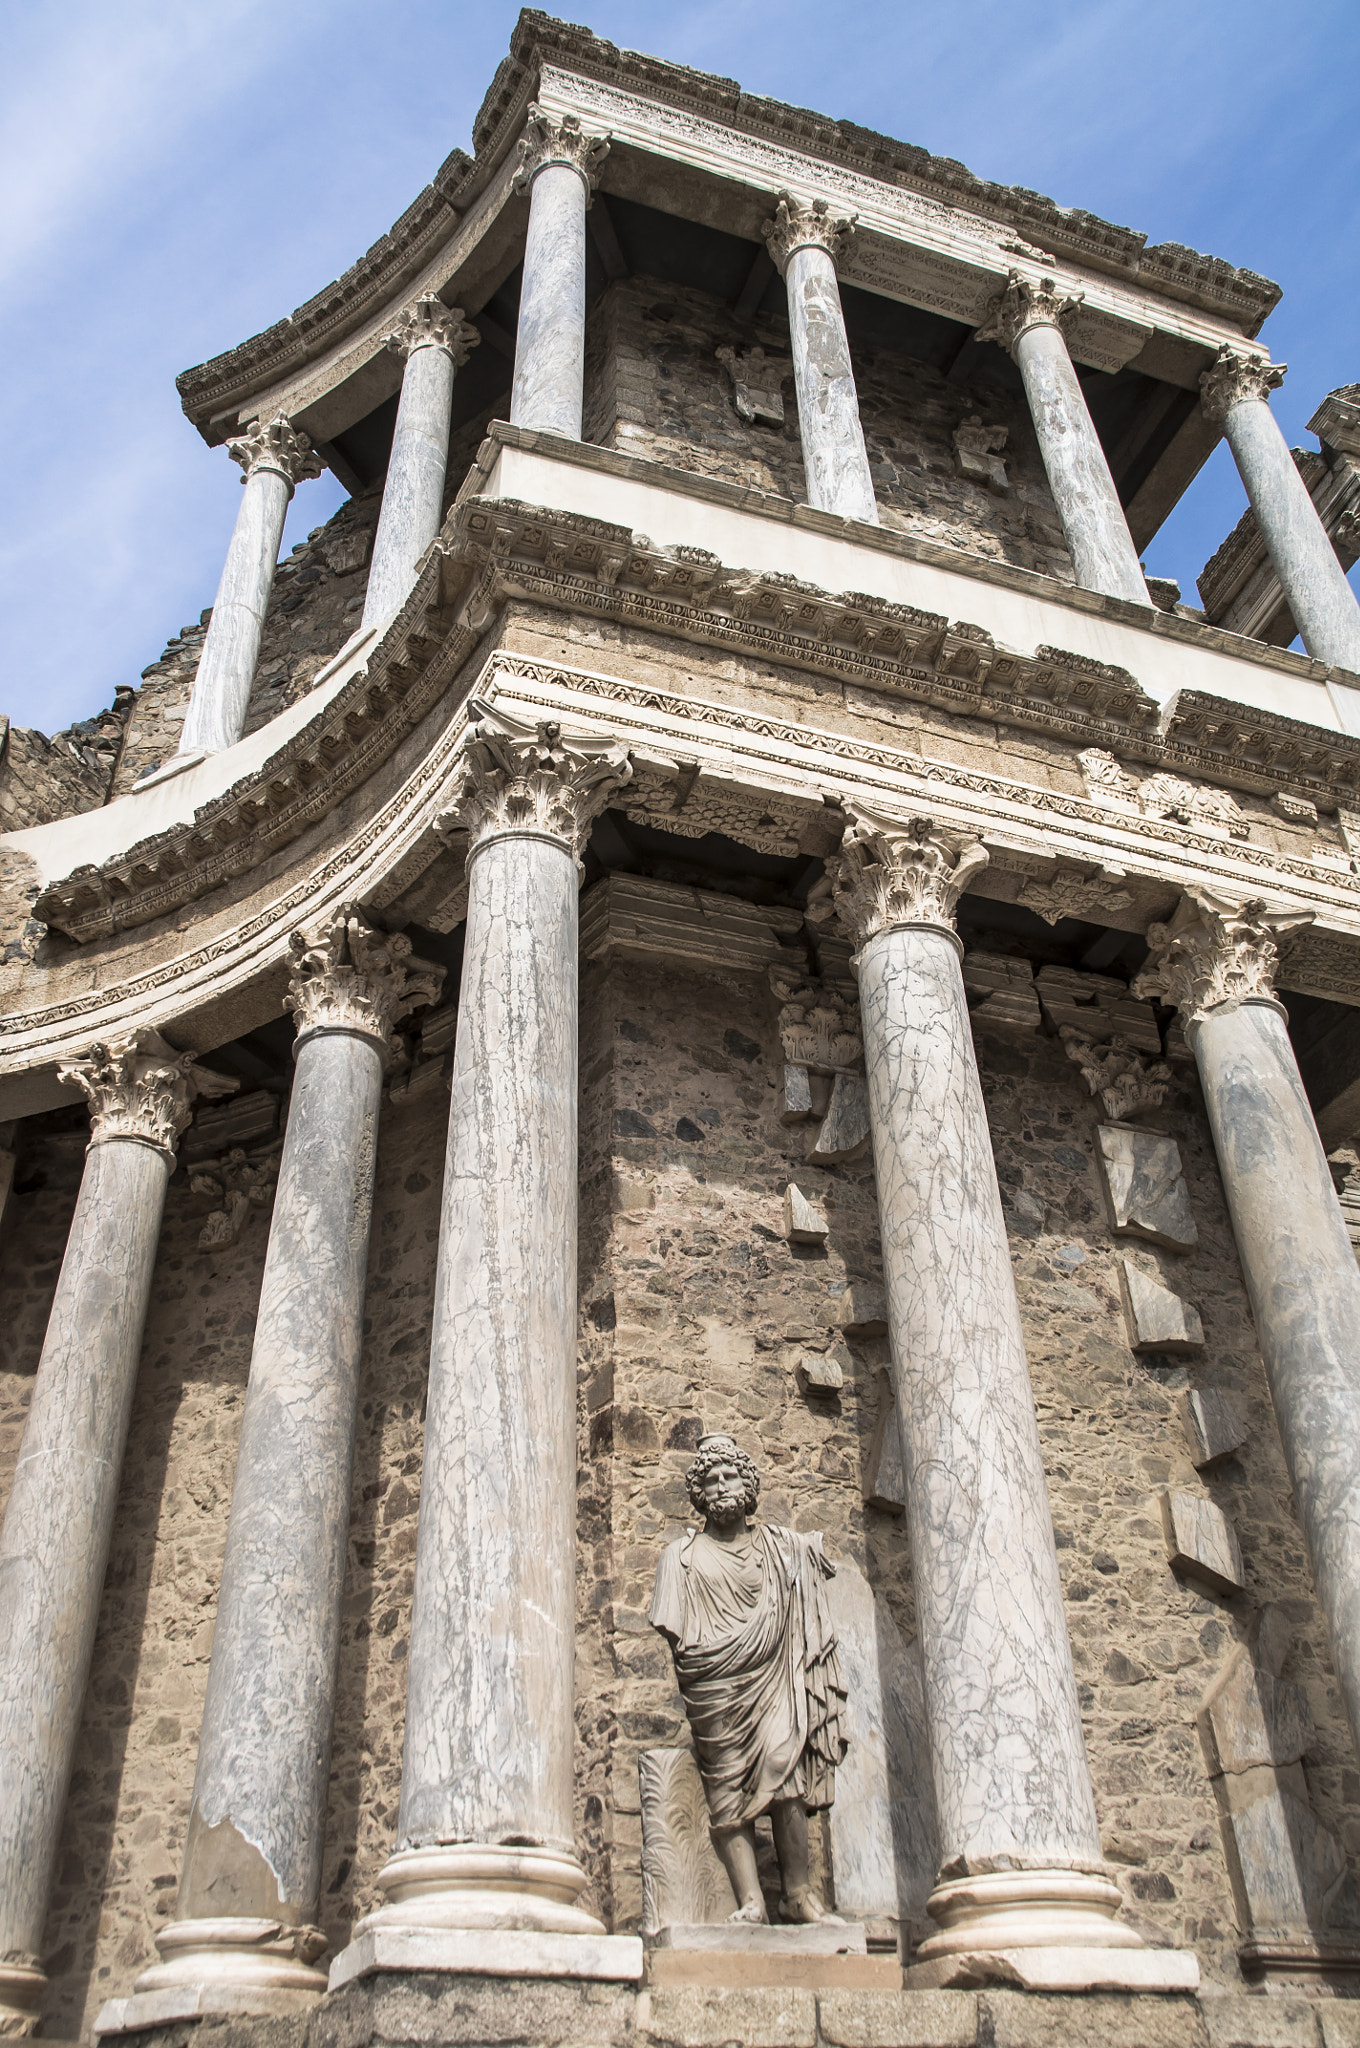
[1180,1389,1249,1469]
[642,1983,818,2047]
[1119,1258,1204,1353]
[798,1349,845,1392]
[817,1988,978,2048]
[638,1749,734,1932]
[1096,1126,1198,1251]
[961,952,1041,1032]
[864,1374,907,1514]
[808,1072,872,1166]
[837,1282,889,1337]
[784,1184,828,1243]
[1161,1492,1244,1596]
[1035,968,1162,1055]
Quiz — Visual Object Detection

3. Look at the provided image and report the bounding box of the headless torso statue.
[649,1434,847,1923]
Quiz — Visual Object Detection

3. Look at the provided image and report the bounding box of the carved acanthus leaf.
[1200,346,1287,426]
[511,103,610,195]
[1132,889,1314,1025]
[60,1028,238,1156]
[762,193,855,276]
[191,1144,281,1251]
[437,702,633,863]
[227,414,324,490]
[975,270,1082,356]
[284,903,444,1049]
[823,803,990,947]
[1017,870,1135,927]
[385,296,480,366]
[767,964,862,1071]
[1060,1028,1173,1122]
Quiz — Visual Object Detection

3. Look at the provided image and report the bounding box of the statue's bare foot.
[727,1896,768,1924]
[779,1886,843,1925]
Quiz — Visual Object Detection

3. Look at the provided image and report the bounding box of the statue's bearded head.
[685,1434,761,1521]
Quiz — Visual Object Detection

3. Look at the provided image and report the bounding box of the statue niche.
[649,1434,847,1924]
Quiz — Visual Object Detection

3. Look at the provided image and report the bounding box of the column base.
[329,1925,644,1992]
[904,1869,1198,1994]
[362,1843,606,1937]
[904,1947,1200,1992]
[0,1960,45,2037]
[94,1917,327,2035]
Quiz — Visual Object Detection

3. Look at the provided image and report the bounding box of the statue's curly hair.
[685,1434,761,1516]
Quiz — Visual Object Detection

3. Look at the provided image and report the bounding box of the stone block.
[865,1374,906,1513]
[652,1924,866,1954]
[838,1282,888,1337]
[782,1063,815,1123]
[1096,1125,1198,1252]
[798,1349,845,1392]
[1320,2012,1360,2048]
[641,1984,818,2047]
[1161,1490,1245,1595]
[784,1183,829,1243]
[961,951,1040,1032]
[329,1968,639,2044]
[808,1071,872,1165]
[817,1988,978,2047]
[1180,1388,1248,1468]
[985,1988,1207,2048]
[1200,1636,1315,1775]
[639,1748,736,1931]
[1200,1993,1323,2048]
[1035,965,1163,1054]
[646,1954,900,1990]
[1119,1258,1204,1352]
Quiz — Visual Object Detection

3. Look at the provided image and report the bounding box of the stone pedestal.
[977,273,1146,605]
[363,300,478,627]
[764,195,878,525]
[180,417,322,756]
[1202,349,1360,675]
[334,711,632,1976]
[100,916,443,2035]
[1137,890,1360,1768]
[0,1033,234,2035]
[509,106,608,440]
[826,808,1193,1993]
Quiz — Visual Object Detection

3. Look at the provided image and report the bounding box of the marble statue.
[649,1434,847,1924]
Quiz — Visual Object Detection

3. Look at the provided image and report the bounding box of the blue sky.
[2,0,1357,736]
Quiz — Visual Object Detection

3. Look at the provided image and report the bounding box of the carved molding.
[437,701,633,862]
[975,270,1082,356]
[768,964,862,1071]
[227,415,323,491]
[59,1028,238,1157]
[1017,868,1135,927]
[511,102,609,195]
[762,193,855,276]
[1060,1028,1173,1122]
[1200,346,1287,426]
[385,296,480,366]
[284,903,444,1050]
[823,804,989,947]
[1133,889,1314,1025]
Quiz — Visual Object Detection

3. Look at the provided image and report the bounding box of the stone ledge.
[329,1926,646,1989]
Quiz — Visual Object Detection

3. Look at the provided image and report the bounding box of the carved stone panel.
[638,1748,736,1934]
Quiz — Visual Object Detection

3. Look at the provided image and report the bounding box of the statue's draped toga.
[649,1523,846,1827]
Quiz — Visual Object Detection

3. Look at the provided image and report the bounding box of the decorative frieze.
[762,192,855,275]
[824,804,989,946]
[58,1028,237,1158]
[438,703,632,862]
[1199,346,1287,426]
[1061,1029,1173,1121]
[511,102,609,195]
[384,296,480,365]
[284,903,444,1050]
[1078,749,1249,838]
[1133,888,1313,1026]
[975,271,1082,356]
[226,415,324,491]
[1017,867,1135,925]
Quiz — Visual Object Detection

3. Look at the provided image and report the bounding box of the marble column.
[343,711,633,1971]
[1201,348,1360,674]
[362,299,479,628]
[1135,891,1360,1766]
[976,271,1146,606]
[509,105,609,440]
[0,1033,235,2035]
[763,194,878,525]
[105,914,443,2033]
[827,807,1193,1992]
[179,416,323,758]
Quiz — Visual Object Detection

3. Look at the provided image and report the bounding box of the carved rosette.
[1132,889,1313,1027]
[59,1028,238,1159]
[1060,1029,1173,1122]
[385,296,481,366]
[1200,346,1287,425]
[762,193,856,277]
[284,904,445,1052]
[975,270,1082,356]
[511,103,610,197]
[824,803,990,951]
[227,414,324,492]
[438,705,633,867]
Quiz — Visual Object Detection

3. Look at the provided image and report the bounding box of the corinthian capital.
[512,104,610,196]
[762,193,856,276]
[1131,888,1312,1026]
[227,415,324,490]
[438,704,633,865]
[59,1028,238,1159]
[975,270,1083,356]
[1199,346,1287,425]
[824,803,990,949]
[284,904,445,1051]
[385,296,481,366]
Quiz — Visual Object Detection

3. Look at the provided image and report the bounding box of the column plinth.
[363,299,479,627]
[98,915,443,2037]
[509,106,609,440]
[764,194,878,525]
[825,807,1194,1994]
[0,1033,236,2036]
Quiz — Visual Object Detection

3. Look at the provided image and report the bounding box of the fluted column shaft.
[363,301,479,627]
[1137,893,1360,1765]
[509,107,609,440]
[108,917,442,2030]
[1202,349,1360,676]
[764,195,878,524]
[180,417,321,758]
[977,272,1145,605]
[0,1034,234,2034]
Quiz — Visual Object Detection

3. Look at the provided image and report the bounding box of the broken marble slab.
[1118,1257,1203,1352]
[864,1372,905,1514]
[638,1748,735,1933]
[1096,1124,1198,1252]
[784,1184,829,1244]
[1180,1388,1249,1470]
[797,1348,846,1394]
[1162,1489,1245,1596]
[836,1281,888,1338]
[807,1071,871,1165]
